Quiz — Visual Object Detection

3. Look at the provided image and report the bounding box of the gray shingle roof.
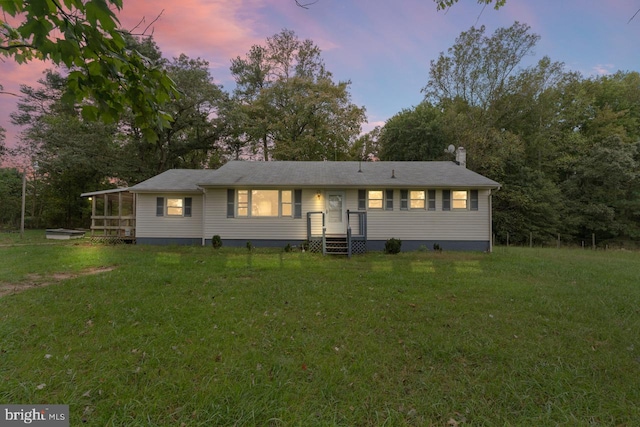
[129,169,216,193]
[129,161,500,192]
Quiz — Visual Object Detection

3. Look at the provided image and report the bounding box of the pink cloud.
[117,0,267,68]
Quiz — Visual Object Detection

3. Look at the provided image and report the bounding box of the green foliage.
[378,102,446,161]
[211,235,222,249]
[246,240,253,251]
[284,243,293,252]
[0,168,23,228]
[384,237,402,254]
[227,29,366,160]
[0,0,178,140]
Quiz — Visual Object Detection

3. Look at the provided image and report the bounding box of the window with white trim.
[410,190,426,209]
[156,197,192,217]
[368,190,383,209]
[235,189,293,218]
[452,191,468,209]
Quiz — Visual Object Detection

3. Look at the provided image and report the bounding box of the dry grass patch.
[0,266,116,298]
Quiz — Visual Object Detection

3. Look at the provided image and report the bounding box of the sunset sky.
[1,0,639,156]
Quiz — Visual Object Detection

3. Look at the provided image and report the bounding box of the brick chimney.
[455,147,466,168]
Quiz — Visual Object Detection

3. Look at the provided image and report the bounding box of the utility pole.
[20,169,26,239]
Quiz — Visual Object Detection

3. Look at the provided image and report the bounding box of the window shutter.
[184,197,192,217]
[428,189,436,211]
[442,190,451,211]
[294,189,302,219]
[470,190,479,211]
[400,190,408,210]
[227,189,235,218]
[358,189,366,210]
[156,197,164,216]
[385,189,394,210]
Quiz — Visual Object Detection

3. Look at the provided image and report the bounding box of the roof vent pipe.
[456,147,466,168]
[391,169,396,178]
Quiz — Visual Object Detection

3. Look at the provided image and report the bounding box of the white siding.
[204,189,324,240]
[203,188,491,243]
[363,189,491,242]
[136,193,203,238]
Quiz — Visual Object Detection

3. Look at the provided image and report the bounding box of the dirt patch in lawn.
[0,266,116,298]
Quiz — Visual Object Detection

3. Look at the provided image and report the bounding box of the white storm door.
[325,191,346,234]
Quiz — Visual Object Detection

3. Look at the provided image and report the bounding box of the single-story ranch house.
[82,157,500,254]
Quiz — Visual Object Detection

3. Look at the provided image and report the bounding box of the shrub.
[246,241,253,251]
[433,243,442,252]
[211,235,222,249]
[284,243,293,253]
[384,238,402,254]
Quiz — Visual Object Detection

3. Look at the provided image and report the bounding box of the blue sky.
[1,0,639,158]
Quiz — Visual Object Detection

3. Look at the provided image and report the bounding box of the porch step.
[325,235,348,255]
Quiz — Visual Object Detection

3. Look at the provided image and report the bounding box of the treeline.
[0,24,638,246]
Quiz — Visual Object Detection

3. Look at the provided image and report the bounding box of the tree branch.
[295,0,319,9]
[628,7,640,23]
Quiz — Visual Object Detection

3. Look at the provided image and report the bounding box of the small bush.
[284,243,293,253]
[384,238,402,254]
[246,241,253,251]
[211,235,222,249]
[433,243,442,252]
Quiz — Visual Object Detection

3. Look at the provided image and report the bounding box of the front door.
[325,191,346,235]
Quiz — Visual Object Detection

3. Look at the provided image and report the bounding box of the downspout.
[200,187,206,247]
[489,186,500,253]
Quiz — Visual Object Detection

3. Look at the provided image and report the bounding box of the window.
[410,190,425,209]
[237,190,249,217]
[167,198,183,216]
[252,190,279,217]
[368,190,383,209]
[452,191,468,209]
[156,197,192,217]
[233,189,295,218]
[281,190,292,216]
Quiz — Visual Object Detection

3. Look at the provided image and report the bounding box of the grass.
[0,238,639,426]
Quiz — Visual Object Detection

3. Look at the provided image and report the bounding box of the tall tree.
[424,22,540,113]
[228,29,366,160]
[11,71,119,227]
[118,50,226,183]
[378,102,446,161]
[1,0,177,138]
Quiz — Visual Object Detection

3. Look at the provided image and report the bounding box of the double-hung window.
[452,191,468,209]
[156,197,192,217]
[367,190,384,209]
[410,190,425,209]
[232,189,297,218]
[400,190,427,210]
[442,190,479,211]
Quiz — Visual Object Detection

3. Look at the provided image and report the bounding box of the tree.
[434,0,506,10]
[0,168,22,228]
[228,29,366,160]
[1,0,177,139]
[11,70,119,227]
[424,22,540,112]
[378,102,446,161]
[118,50,226,182]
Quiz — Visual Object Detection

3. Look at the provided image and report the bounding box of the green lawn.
[0,239,638,426]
